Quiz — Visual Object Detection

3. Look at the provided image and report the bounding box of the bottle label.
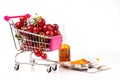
[59,48,70,62]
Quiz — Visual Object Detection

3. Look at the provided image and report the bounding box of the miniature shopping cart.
[4,14,62,73]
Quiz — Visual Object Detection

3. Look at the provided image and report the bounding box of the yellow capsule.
[96,58,100,61]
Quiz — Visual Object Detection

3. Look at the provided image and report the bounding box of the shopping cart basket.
[4,14,62,73]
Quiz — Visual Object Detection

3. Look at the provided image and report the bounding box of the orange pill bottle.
[59,44,71,62]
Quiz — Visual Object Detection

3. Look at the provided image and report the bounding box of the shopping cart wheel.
[14,64,19,71]
[31,60,35,66]
[47,66,52,73]
[52,65,57,71]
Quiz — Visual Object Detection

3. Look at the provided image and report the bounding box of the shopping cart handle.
[4,13,31,21]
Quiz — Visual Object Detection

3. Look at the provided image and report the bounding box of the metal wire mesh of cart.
[15,29,51,52]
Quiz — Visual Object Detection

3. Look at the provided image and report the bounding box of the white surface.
[0,0,120,80]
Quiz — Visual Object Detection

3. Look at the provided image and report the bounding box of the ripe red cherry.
[38,18,46,27]
[34,49,42,57]
[54,30,60,36]
[26,25,34,32]
[52,24,59,30]
[19,16,27,27]
[45,30,54,37]
[38,26,43,32]
[19,16,27,22]
[43,24,53,31]
[15,22,22,29]
[41,53,47,60]
[33,27,40,34]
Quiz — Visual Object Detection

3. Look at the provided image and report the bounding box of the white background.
[0,0,120,80]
